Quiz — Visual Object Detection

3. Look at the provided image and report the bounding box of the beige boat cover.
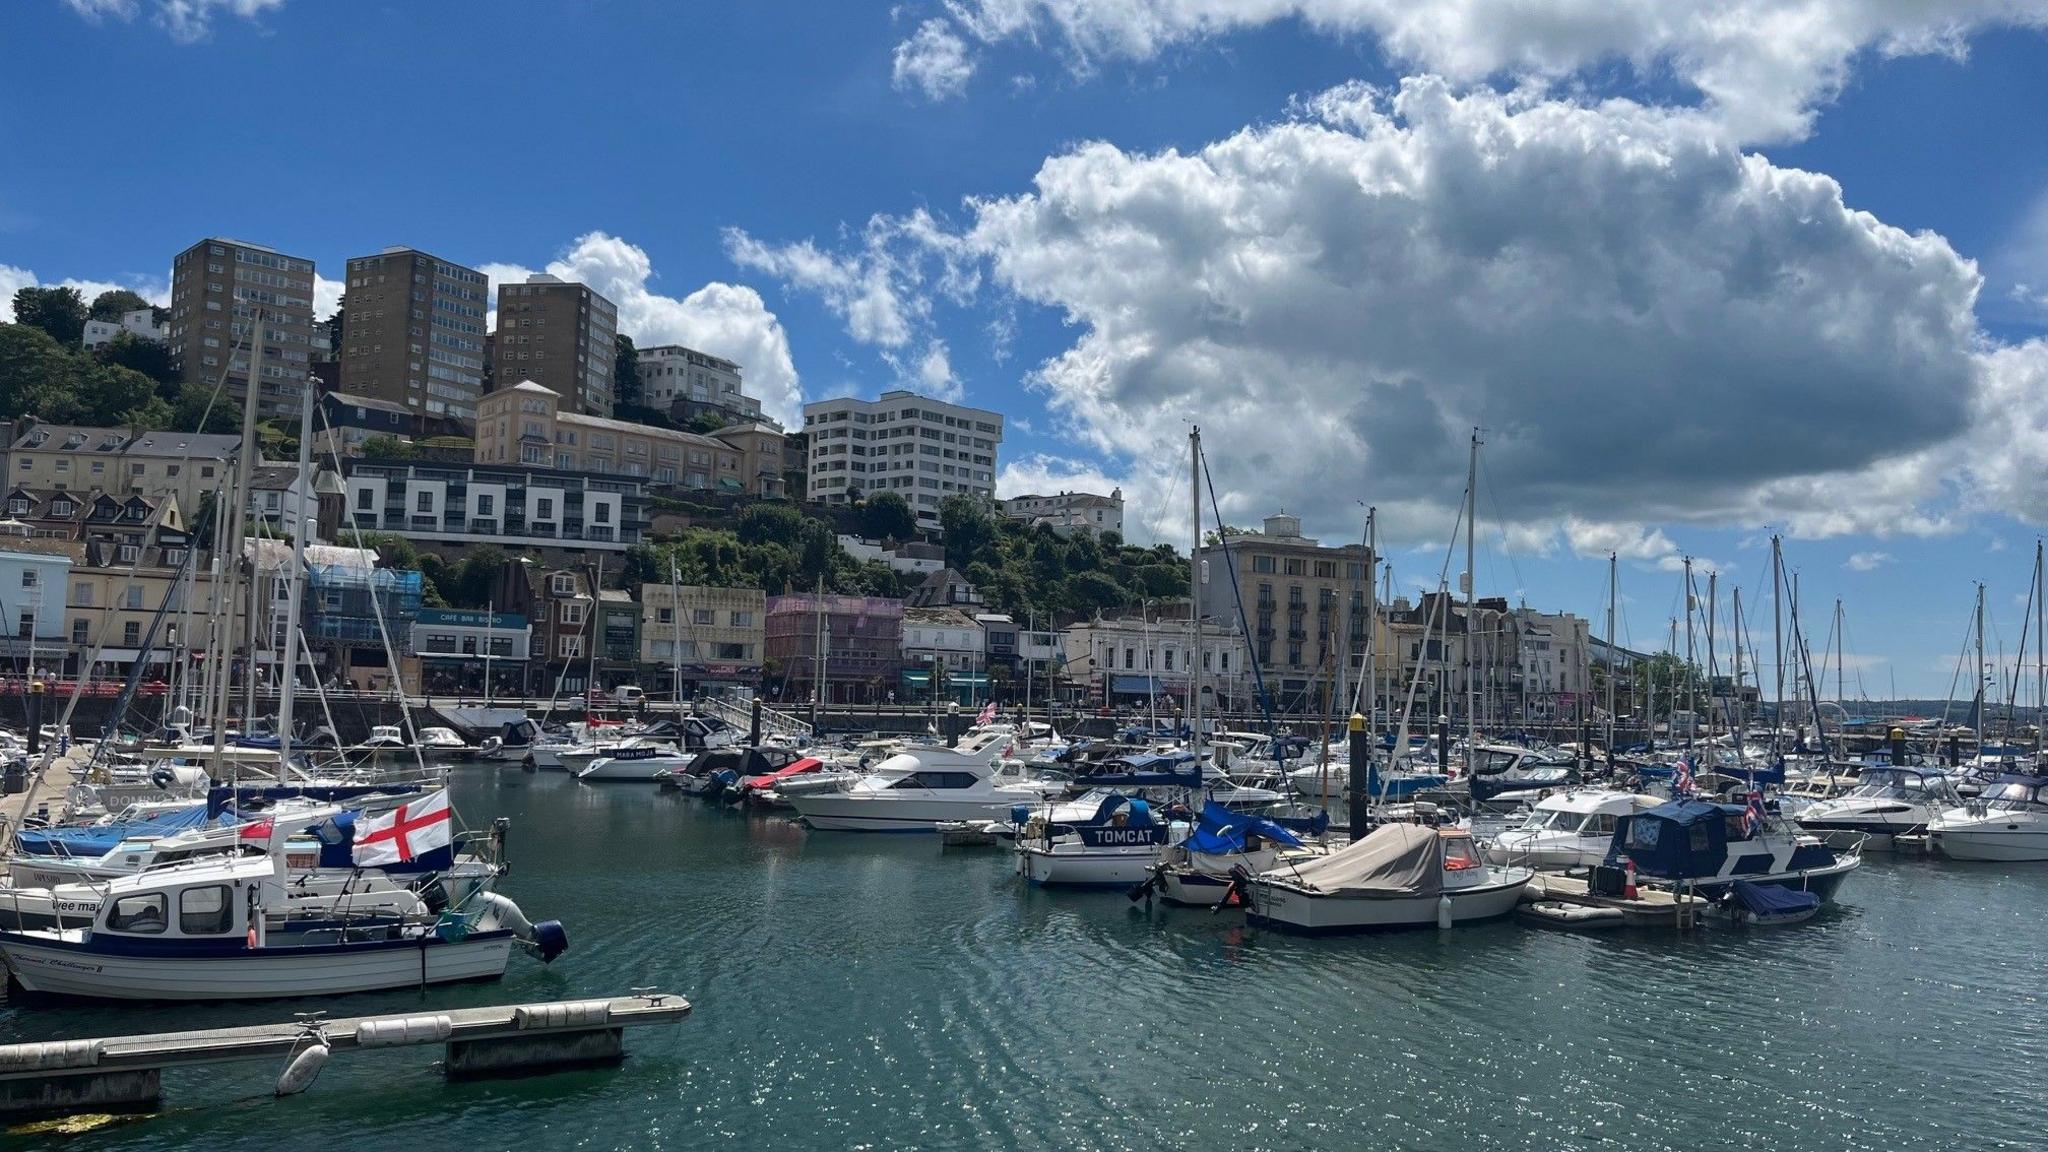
[1273,823,1443,896]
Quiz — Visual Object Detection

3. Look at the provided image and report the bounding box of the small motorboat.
[577,745,692,782]
[1927,774,2048,861]
[1242,825,1532,933]
[1708,879,1822,927]
[416,727,471,760]
[1485,790,1663,870]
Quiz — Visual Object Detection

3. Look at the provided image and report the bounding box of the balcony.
[468,519,500,534]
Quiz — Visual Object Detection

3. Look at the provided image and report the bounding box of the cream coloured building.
[475,381,760,493]
[639,583,764,692]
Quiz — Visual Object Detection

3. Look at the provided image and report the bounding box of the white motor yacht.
[1483,790,1664,870]
[787,732,1066,832]
[417,726,470,759]
[1928,774,2048,862]
[1795,766,1961,844]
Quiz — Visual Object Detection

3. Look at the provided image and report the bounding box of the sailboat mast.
[1732,587,1746,743]
[1705,570,1717,748]
[1771,534,1784,753]
[1683,557,1696,749]
[670,556,683,716]
[1366,506,1378,755]
[2037,540,2045,757]
[1834,598,1845,715]
[1605,552,1617,758]
[811,574,825,730]
[275,370,314,768]
[211,312,267,758]
[1975,581,1987,735]
[1188,426,1202,764]
[1463,429,1478,772]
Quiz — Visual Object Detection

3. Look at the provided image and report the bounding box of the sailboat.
[1929,541,2048,861]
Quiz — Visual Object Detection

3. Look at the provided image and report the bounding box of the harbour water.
[6,770,2046,1151]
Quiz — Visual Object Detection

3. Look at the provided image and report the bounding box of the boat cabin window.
[1442,836,1481,871]
[1690,822,1713,852]
[179,885,232,934]
[106,893,168,933]
[891,771,978,790]
[1985,782,2047,809]
[1579,813,1618,836]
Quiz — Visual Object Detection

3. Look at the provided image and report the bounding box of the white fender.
[1436,895,1454,930]
[275,1042,330,1096]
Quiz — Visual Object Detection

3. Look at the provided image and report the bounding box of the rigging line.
[1474,451,1527,598]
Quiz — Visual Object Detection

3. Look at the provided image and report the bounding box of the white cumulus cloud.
[483,233,804,427]
[65,0,286,43]
[910,0,2048,140]
[1846,550,1894,571]
[893,17,977,100]
[0,264,169,322]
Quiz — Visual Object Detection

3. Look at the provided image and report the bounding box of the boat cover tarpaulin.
[1182,802,1303,855]
[1272,823,1441,896]
[1729,879,1819,916]
[1608,799,1743,879]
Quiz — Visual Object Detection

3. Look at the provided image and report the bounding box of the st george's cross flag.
[352,789,453,866]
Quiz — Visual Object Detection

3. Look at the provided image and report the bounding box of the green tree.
[0,323,79,419]
[78,361,164,425]
[11,286,88,345]
[323,308,344,362]
[88,289,152,321]
[99,332,178,387]
[736,501,805,547]
[862,491,917,542]
[614,333,642,408]
[939,493,998,571]
[172,378,241,434]
[686,411,726,435]
[1062,571,1131,613]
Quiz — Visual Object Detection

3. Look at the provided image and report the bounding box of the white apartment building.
[803,390,1002,528]
[81,309,166,348]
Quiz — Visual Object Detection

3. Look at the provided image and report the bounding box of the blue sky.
[5,1,2048,697]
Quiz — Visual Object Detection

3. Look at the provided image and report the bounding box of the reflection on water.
[4,768,2045,1151]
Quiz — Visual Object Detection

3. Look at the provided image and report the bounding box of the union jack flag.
[1673,755,1695,797]
[976,700,997,725]
[1744,788,1767,837]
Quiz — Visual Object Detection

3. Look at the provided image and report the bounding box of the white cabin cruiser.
[1244,825,1532,933]
[1794,766,1961,843]
[1927,774,2048,862]
[1484,790,1664,870]
[787,732,1066,832]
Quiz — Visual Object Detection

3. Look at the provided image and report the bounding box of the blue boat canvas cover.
[1606,799,1745,879]
[1182,802,1305,855]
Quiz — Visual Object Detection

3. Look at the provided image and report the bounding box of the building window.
[1283,558,1304,576]
[1252,554,1275,574]
[73,581,92,605]
[561,602,587,626]
[124,621,141,646]
[355,488,373,510]
[559,635,583,658]
[593,503,611,525]
[477,494,495,516]
[19,570,34,588]
[125,584,143,609]
[72,619,88,644]
[415,491,433,513]
[550,573,575,595]
[731,611,753,628]
[536,497,555,520]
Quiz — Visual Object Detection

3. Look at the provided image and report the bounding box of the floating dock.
[1522,873,1706,929]
[0,991,689,1119]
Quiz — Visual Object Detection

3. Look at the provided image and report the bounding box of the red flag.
[239,819,275,843]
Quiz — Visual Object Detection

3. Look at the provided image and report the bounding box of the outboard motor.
[474,891,570,964]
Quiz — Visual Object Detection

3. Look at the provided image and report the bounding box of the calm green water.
[6,771,2047,1151]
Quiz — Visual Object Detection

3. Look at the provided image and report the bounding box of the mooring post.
[1346,712,1368,842]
